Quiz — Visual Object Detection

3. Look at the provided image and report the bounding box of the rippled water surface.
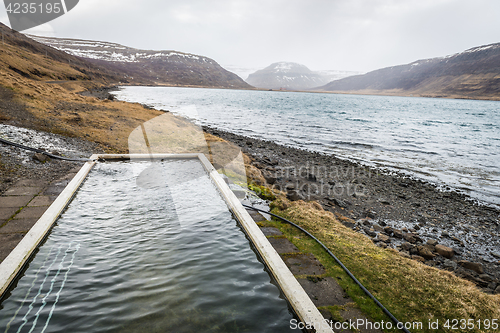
[0,160,295,333]
[113,87,500,206]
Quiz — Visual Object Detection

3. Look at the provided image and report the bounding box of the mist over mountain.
[246,62,325,90]
[29,35,251,89]
[319,43,500,100]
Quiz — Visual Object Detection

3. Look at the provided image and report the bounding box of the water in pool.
[0,160,296,332]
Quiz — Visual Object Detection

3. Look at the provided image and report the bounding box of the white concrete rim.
[0,153,333,333]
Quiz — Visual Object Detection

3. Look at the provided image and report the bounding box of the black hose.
[243,203,412,333]
[0,137,94,162]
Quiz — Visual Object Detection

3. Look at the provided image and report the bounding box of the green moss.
[247,183,276,201]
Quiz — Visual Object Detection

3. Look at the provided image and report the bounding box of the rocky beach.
[204,126,500,294]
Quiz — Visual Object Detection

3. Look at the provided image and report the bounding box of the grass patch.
[263,197,500,333]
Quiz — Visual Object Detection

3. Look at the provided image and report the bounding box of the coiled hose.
[242,203,411,333]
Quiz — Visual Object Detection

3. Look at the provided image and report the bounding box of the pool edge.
[197,153,333,333]
[0,155,98,298]
[0,154,333,333]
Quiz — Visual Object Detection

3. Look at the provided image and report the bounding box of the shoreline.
[203,126,500,292]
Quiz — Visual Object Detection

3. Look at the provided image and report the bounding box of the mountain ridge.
[29,35,252,89]
[318,42,500,100]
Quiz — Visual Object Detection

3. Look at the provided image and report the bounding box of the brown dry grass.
[271,197,500,332]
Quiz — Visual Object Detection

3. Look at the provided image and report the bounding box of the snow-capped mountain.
[246,62,330,90]
[28,35,250,88]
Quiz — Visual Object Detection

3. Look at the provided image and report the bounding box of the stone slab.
[0,219,38,233]
[268,237,300,254]
[13,206,47,220]
[339,307,383,333]
[298,277,351,307]
[43,185,67,196]
[246,209,267,223]
[0,207,18,220]
[261,227,283,236]
[28,196,53,207]
[0,195,32,208]
[3,187,42,196]
[0,233,25,263]
[283,253,326,276]
[13,179,48,188]
[319,306,383,333]
[319,309,354,333]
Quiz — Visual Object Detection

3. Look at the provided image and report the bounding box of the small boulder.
[393,229,403,239]
[378,233,390,243]
[377,242,388,248]
[491,251,500,259]
[362,219,372,227]
[411,255,426,262]
[364,228,377,237]
[400,242,412,251]
[286,190,302,201]
[33,153,49,163]
[478,274,493,282]
[443,259,457,270]
[417,246,435,260]
[365,210,377,219]
[399,251,411,258]
[435,244,454,259]
[423,243,435,252]
[427,239,438,246]
[373,224,384,232]
[404,233,417,244]
[459,260,484,274]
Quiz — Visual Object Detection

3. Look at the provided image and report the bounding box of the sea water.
[113,86,500,207]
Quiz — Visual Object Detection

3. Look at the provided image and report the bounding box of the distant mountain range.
[29,35,251,89]
[245,62,359,90]
[318,43,500,100]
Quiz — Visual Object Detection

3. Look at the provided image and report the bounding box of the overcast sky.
[1,0,499,74]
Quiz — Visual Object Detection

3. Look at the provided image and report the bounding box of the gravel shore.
[0,124,100,194]
[204,126,500,293]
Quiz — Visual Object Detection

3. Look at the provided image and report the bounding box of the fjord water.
[114,87,500,207]
[0,160,295,333]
